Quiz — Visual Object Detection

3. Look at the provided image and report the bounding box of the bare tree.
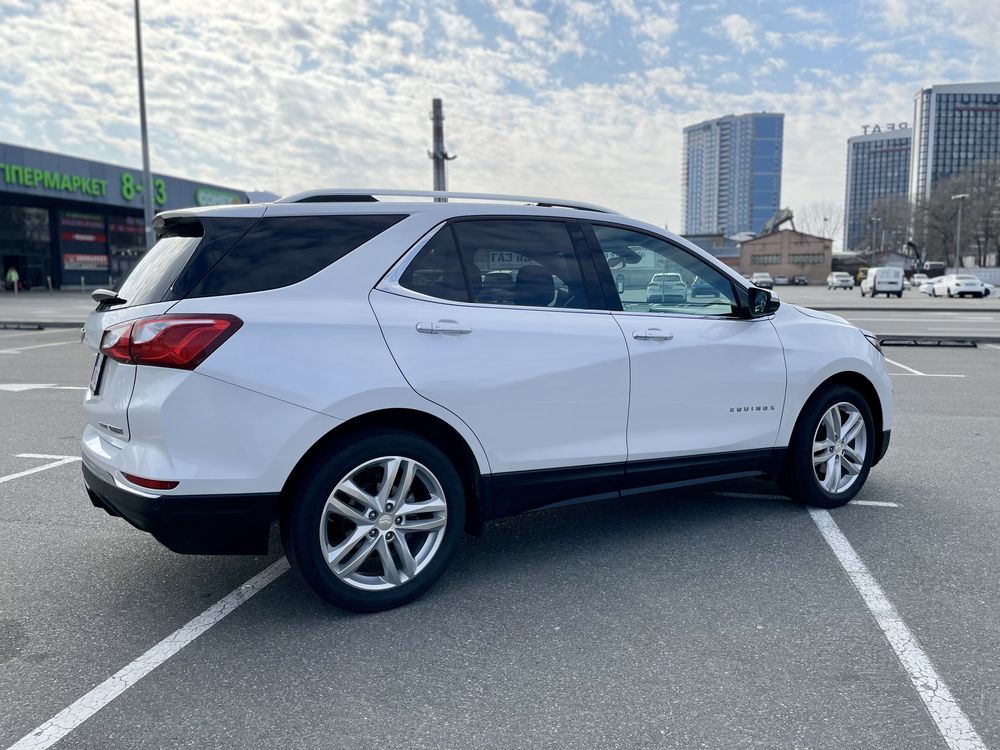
[795,201,842,243]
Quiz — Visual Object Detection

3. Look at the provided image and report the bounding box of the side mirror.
[745,287,780,318]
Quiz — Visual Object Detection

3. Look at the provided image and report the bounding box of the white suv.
[82,190,892,612]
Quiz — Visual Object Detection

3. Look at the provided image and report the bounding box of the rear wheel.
[780,386,875,509]
[281,431,465,612]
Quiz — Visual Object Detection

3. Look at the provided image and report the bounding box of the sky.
[0,0,998,232]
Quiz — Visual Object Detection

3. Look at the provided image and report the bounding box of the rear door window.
[186,214,406,298]
[452,219,590,309]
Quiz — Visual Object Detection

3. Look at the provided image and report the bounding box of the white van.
[861,267,904,298]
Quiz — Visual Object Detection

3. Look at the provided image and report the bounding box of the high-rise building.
[843,127,911,252]
[909,81,1000,203]
[682,112,783,236]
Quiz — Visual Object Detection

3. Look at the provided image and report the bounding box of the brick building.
[739,229,832,284]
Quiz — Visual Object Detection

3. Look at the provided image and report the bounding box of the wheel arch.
[790,371,887,465]
[279,408,490,536]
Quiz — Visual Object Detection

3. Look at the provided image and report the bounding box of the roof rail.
[273,188,621,214]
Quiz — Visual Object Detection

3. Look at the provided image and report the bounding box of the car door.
[370,218,630,515]
[581,222,786,492]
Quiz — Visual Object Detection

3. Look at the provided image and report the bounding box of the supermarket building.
[0,142,247,289]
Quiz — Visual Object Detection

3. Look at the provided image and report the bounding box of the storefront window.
[0,205,51,289]
[108,214,146,285]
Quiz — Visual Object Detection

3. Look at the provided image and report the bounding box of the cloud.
[0,0,997,234]
[786,6,829,24]
[719,14,760,53]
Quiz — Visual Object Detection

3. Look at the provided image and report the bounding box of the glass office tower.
[844,128,911,252]
[683,113,784,236]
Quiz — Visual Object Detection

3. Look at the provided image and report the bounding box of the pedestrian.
[5,265,19,293]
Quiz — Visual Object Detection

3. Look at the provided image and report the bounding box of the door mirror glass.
[747,287,779,317]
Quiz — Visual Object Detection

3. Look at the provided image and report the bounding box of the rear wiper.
[91,288,127,308]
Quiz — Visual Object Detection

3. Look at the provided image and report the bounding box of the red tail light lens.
[99,315,242,370]
[121,472,179,491]
[99,321,135,363]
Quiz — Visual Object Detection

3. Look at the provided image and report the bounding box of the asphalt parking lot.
[2,325,999,749]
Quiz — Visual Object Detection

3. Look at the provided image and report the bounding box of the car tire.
[281,429,466,612]
[779,385,875,509]
[947,288,953,297]
[932,288,937,297]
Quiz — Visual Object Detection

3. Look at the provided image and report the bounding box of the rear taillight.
[99,315,242,370]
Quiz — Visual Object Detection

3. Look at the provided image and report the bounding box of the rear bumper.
[83,461,276,555]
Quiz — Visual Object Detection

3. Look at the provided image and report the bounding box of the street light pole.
[950,193,969,272]
[134,0,155,250]
[869,216,880,265]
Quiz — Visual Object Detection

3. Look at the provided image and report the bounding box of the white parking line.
[0,340,78,354]
[0,384,87,392]
[984,344,1000,351]
[884,358,965,378]
[0,455,81,484]
[809,509,986,750]
[6,557,290,750]
[849,499,899,508]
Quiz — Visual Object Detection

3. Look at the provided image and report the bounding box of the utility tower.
[428,98,456,202]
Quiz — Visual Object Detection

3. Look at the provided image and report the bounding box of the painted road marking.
[0,455,81,485]
[850,499,899,508]
[721,491,900,509]
[0,340,78,354]
[983,344,1000,351]
[809,508,986,750]
[0,384,87,392]
[884,358,965,378]
[6,558,290,750]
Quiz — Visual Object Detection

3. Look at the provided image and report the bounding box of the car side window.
[399,226,469,302]
[451,220,589,309]
[589,224,738,316]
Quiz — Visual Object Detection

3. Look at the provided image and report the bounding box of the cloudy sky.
[1,0,998,230]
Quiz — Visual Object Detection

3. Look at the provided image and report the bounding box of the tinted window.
[452,220,588,309]
[114,235,202,308]
[399,227,468,302]
[591,224,738,316]
[187,214,406,298]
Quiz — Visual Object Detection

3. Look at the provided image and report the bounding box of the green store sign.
[0,162,167,206]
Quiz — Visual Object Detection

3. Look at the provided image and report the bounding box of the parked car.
[691,277,719,297]
[751,272,774,289]
[910,273,929,287]
[918,276,943,295]
[774,275,789,285]
[860,267,904,298]
[81,189,893,612]
[931,274,989,298]
[646,272,687,303]
[827,272,854,290]
[793,275,809,286]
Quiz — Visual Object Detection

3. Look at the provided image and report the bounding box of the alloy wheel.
[319,456,448,591]
[812,402,867,494]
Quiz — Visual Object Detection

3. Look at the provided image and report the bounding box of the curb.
[809,306,1000,313]
[0,321,83,330]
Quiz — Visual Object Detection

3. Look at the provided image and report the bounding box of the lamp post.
[869,216,881,265]
[134,0,155,250]
[950,193,969,271]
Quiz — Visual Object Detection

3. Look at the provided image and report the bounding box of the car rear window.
[113,234,203,308]
[185,214,406,298]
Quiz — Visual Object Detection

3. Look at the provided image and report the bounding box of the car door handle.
[416,321,472,335]
[632,328,674,341]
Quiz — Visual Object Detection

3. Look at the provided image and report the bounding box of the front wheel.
[281,430,465,612]
[780,386,875,508]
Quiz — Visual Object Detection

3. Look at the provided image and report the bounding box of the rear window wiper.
[92,288,127,309]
